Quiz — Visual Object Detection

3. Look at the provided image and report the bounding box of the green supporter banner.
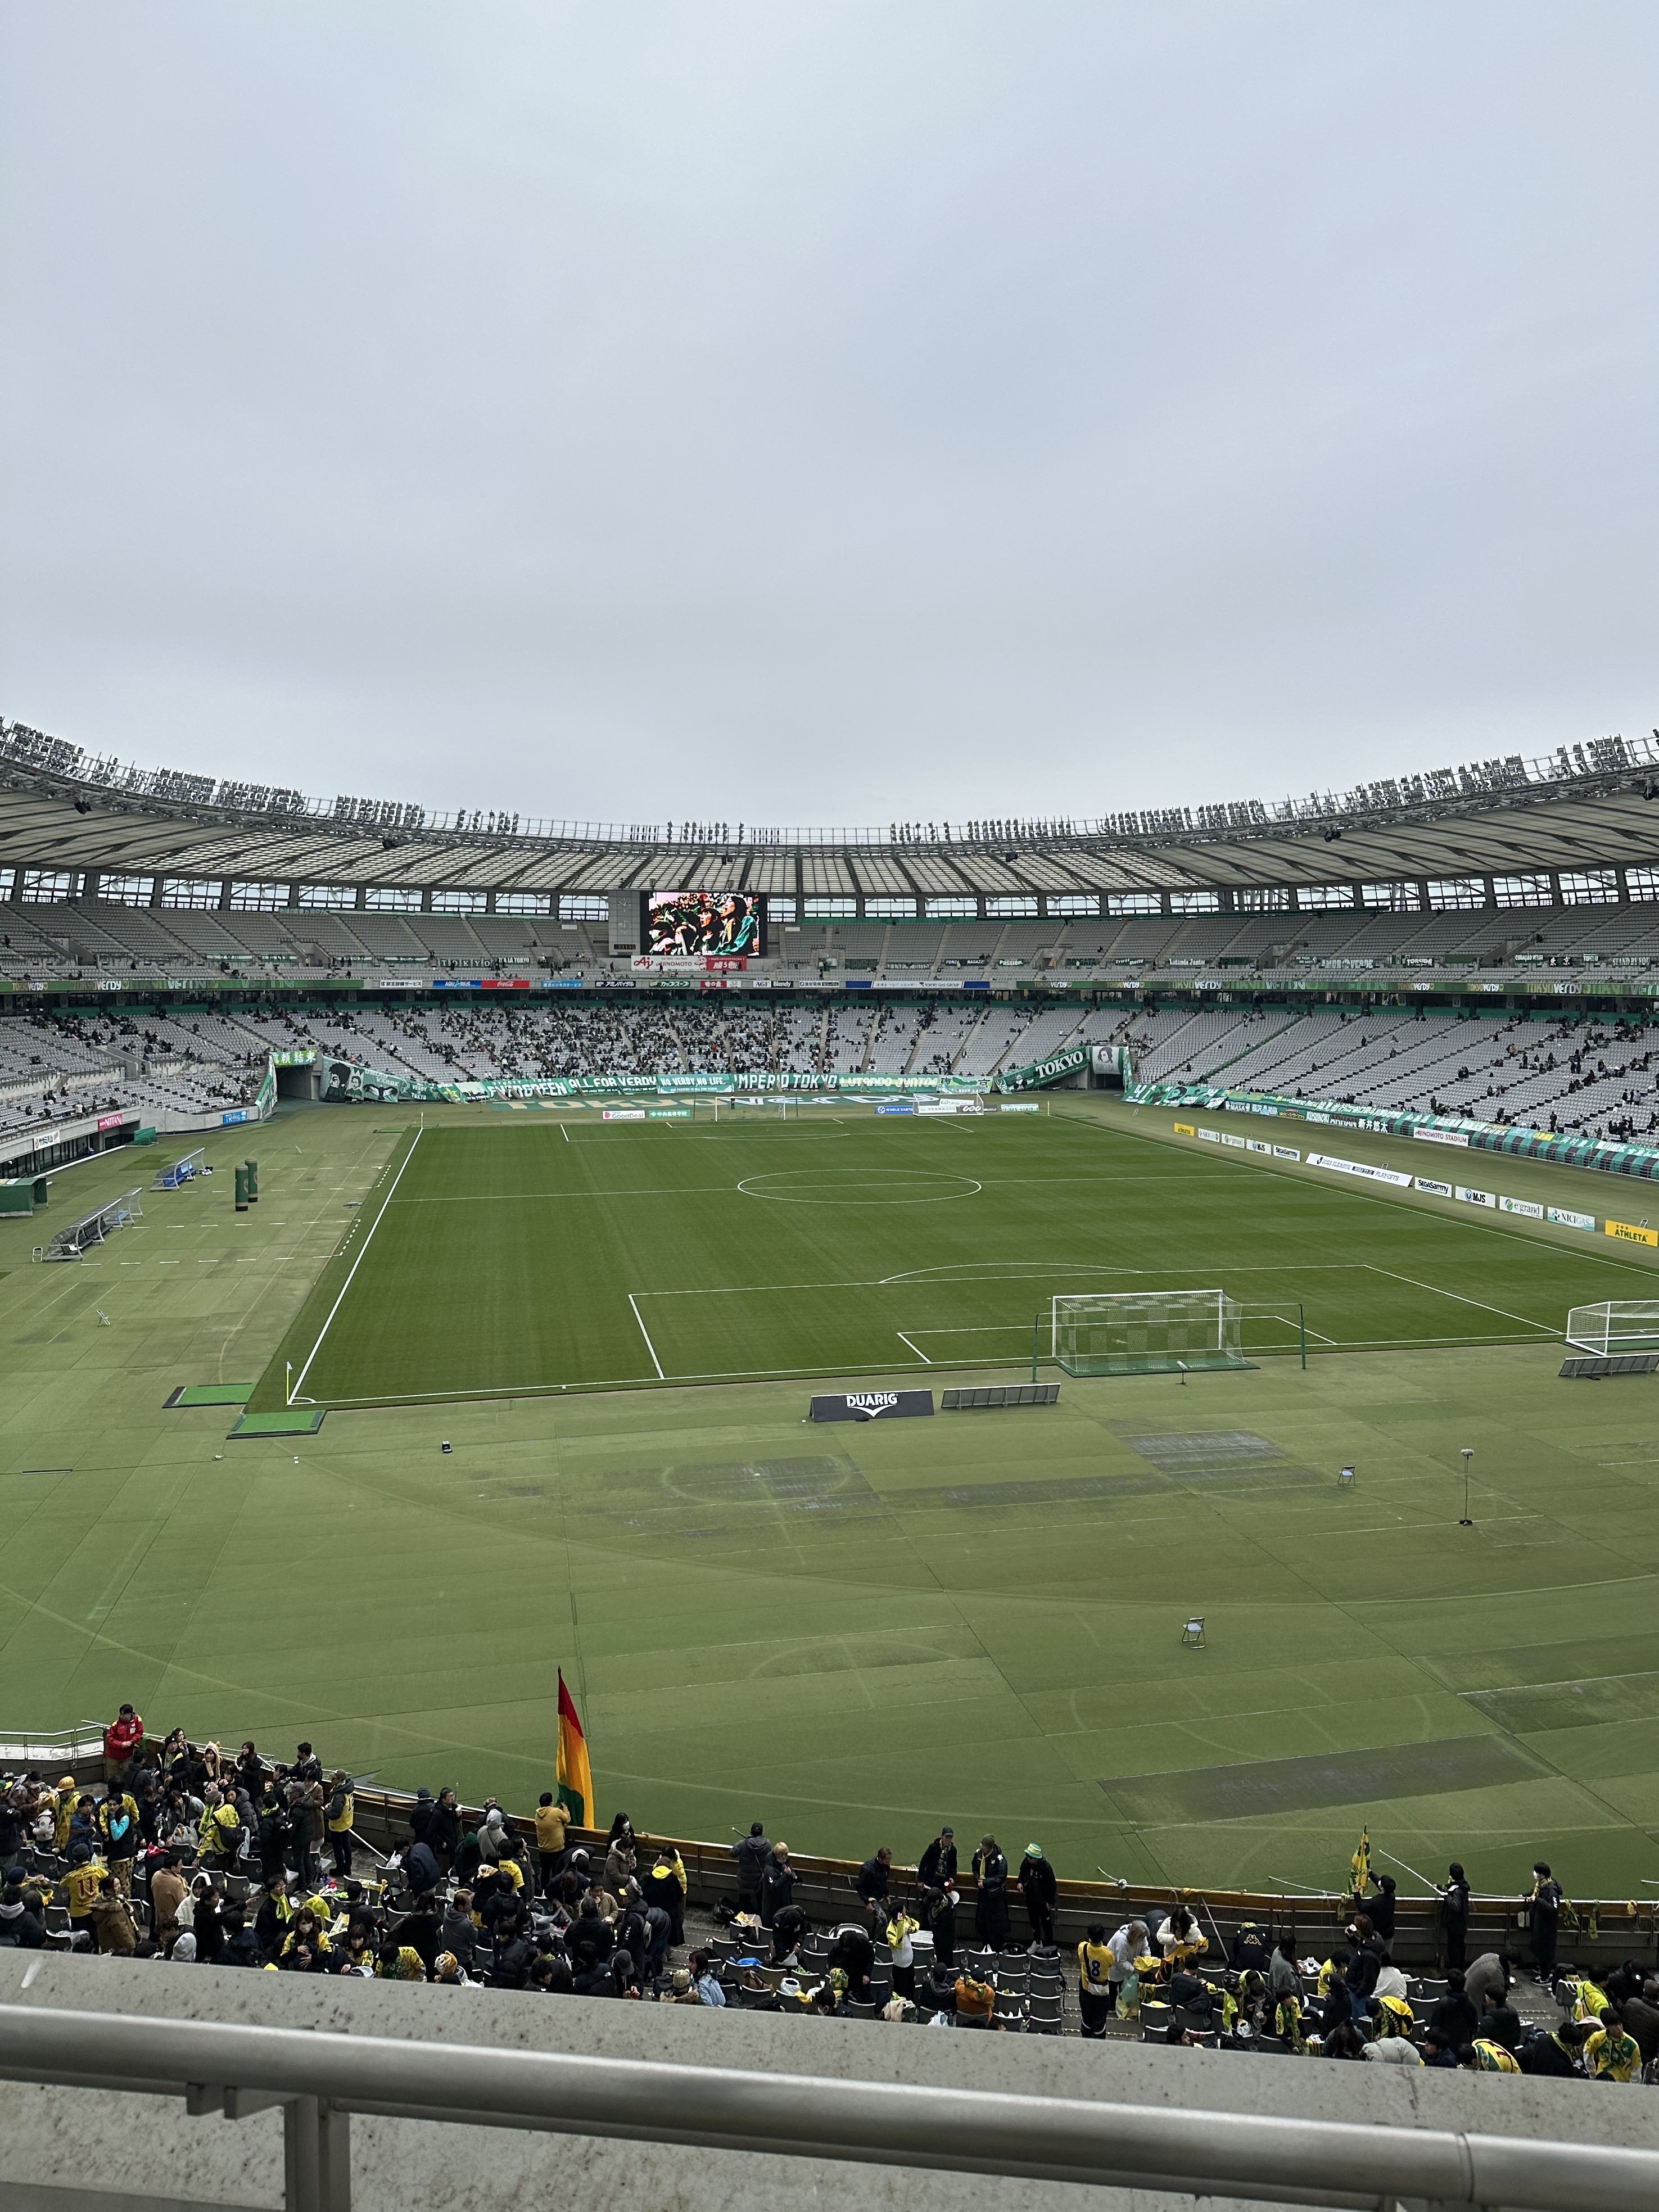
[270,1051,989,1104]
[1127,1077,1659,1186]
[995,1043,1088,1094]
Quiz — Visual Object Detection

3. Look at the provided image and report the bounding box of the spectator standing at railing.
[1017,1845,1057,1948]
[1438,1862,1471,1970]
[1526,1862,1563,1980]
[732,1822,772,1914]
[857,1847,893,1928]
[917,1825,956,1891]
[103,1704,144,1782]
[972,1836,1010,1949]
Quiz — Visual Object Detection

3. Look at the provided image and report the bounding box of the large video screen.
[647,889,765,957]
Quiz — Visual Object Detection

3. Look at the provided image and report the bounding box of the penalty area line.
[628,1292,665,1378]
[896,1332,932,1363]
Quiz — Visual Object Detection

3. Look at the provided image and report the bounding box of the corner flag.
[1348,1826,1372,1898]
[557,1670,593,1827]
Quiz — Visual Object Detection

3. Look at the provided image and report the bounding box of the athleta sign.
[810,1390,935,1423]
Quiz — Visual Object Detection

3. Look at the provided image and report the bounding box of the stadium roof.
[3,714,1658,900]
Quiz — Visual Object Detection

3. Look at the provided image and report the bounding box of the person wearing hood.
[731,1822,771,1912]
[0,1885,44,1948]
[218,1909,262,1969]
[1017,1845,1057,1947]
[168,1930,198,1964]
[405,1837,445,1900]
[477,1805,510,1863]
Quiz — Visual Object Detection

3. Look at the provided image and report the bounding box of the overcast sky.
[2,3,1655,829]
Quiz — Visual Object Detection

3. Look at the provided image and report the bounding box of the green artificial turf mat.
[1099,1736,1554,1826]
[229,1410,327,1436]
[165,1384,257,1406]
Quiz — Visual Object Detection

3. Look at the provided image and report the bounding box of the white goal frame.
[1565,1300,1659,1358]
[1050,1288,1245,1376]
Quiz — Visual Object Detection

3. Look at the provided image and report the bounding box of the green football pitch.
[3,1097,1658,1899]
[255,1108,1642,1409]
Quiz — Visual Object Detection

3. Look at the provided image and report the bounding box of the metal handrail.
[1,2003,1655,2212]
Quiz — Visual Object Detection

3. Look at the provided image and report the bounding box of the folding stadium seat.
[1027,1993,1063,2034]
[992,1991,1026,2027]
[1138,2001,1173,2037]
[845,2000,878,2020]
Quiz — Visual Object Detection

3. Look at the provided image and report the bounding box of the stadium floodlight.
[1050,1289,1247,1377]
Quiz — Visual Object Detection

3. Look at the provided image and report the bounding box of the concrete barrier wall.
[1,1956,1653,2212]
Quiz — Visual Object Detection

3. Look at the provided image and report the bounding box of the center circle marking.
[735,1168,982,1206]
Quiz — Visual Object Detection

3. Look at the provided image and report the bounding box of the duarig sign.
[810,1390,935,1423]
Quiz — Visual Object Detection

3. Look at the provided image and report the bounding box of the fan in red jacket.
[103,1705,144,1774]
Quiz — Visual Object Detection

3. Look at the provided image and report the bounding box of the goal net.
[1051,1288,1247,1377]
[1565,1301,1659,1358]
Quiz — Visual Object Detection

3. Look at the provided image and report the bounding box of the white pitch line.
[627,1293,665,1378]
[896,1332,932,1363]
[1363,1263,1555,1333]
[289,1126,424,1401]
[561,1123,570,1143]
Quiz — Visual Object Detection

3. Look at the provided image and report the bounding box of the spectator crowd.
[0,1708,1655,2078]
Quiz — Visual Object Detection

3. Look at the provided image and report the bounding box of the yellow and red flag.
[556,1670,593,1827]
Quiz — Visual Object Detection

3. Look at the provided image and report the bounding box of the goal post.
[1565,1301,1659,1358]
[1050,1288,1249,1377]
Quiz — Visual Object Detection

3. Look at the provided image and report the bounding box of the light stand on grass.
[1459,1447,1474,1527]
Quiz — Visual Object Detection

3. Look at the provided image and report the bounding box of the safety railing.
[3,2002,1655,2212]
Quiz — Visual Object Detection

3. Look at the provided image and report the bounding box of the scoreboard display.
[646,889,765,958]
